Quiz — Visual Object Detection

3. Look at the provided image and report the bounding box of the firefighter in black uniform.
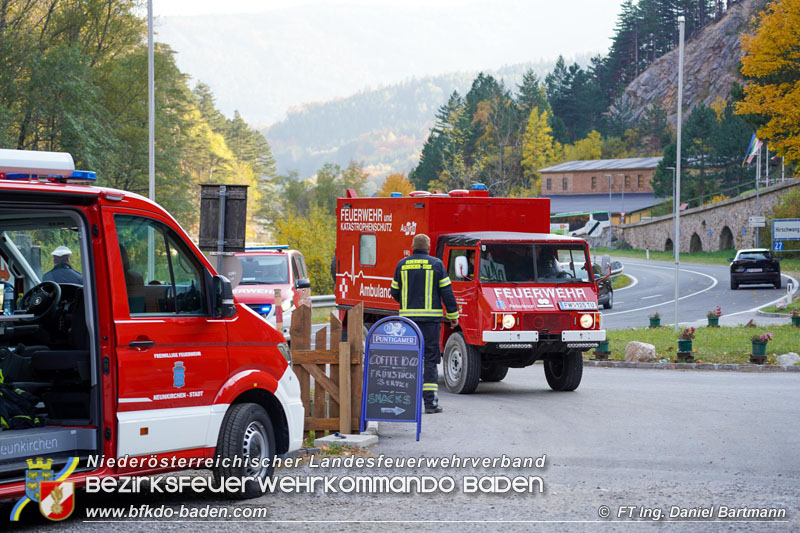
[390,234,458,413]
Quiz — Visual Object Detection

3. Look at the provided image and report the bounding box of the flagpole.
[765,145,769,187]
[755,146,760,248]
[674,15,685,333]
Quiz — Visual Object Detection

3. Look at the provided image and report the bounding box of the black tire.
[603,289,613,309]
[775,278,782,289]
[544,350,583,391]
[730,279,738,290]
[480,363,509,382]
[442,332,481,394]
[213,403,276,499]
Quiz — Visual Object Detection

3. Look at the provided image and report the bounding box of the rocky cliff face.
[614,0,766,126]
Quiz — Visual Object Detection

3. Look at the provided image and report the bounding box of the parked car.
[729,248,781,290]
[233,246,312,338]
[568,261,613,309]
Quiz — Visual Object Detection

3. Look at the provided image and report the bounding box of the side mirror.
[727,258,734,262]
[213,275,237,318]
[454,256,469,279]
[296,278,311,289]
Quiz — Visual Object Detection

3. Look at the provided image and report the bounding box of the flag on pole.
[742,133,762,166]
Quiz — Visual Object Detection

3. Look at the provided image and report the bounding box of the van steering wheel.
[19,281,62,320]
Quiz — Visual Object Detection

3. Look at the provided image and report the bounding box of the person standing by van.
[390,234,458,414]
[43,246,83,284]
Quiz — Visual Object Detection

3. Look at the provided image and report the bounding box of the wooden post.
[347,303,364,433]
[274,289,283,332]
[338,341,351,435]
[329,313,342,421]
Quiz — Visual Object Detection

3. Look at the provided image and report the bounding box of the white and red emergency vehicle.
[232,246,312,338]
[0,149,304,502]
[334,185,607,394]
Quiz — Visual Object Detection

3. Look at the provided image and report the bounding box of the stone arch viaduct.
[619,180,798,253]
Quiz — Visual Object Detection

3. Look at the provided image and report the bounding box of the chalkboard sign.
[361,317,423,440]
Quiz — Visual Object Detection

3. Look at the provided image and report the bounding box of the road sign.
[774,240,783,251]
[749,216,766,228]
[773,218,800,241]
[361,316,423,440]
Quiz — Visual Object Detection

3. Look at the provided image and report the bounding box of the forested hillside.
[0,0,276,241]
[410,0,791,206]
[263,60,580,189]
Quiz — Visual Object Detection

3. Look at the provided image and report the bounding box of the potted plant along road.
[649,311,661,328]
[677,327,695,362]
[707,306,722,327]
[792,308,800,328]
[750,332,773,364]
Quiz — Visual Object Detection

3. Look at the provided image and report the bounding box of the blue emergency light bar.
[390,192,402,197]
[245,245,289,251]
[2,170,96,182]
[471,183,487,190]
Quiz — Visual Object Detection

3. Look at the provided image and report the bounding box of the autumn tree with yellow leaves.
[377,173,415,197]
[736,0,800,164]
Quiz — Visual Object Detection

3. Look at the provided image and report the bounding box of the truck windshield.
[239,255,289,284]
[480,243,591,283]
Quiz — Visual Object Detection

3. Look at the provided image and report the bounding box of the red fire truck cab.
[334,187,606,394]
[0,150,304,502]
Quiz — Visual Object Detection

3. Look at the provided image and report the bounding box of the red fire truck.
[0,149,304,504]
[334,186,606,394]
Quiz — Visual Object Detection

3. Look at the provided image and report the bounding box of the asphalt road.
[603,259,797,330]
[9,366,799,531]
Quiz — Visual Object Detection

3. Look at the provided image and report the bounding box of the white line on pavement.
[616,272,638,291]
[640,294,662,300]
[603,264,718,316]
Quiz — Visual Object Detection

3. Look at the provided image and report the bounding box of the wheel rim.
[608,291,613,306]
[446,346,463,384]
[242,420,269,478]
[549,357,564,379]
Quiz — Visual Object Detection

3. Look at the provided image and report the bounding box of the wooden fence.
[287,303,364,435]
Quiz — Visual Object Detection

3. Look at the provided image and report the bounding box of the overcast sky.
[151,0,627,125]
[153,0,624,58]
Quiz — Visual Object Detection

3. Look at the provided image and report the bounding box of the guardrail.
[310,294,337,308]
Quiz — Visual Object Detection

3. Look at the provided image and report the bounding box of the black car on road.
[729,248,781,290]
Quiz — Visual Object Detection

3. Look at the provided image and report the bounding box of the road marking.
[616,272,638,291]
[603,264,718,316]
[726,273,800,317]
[640,294,662,300]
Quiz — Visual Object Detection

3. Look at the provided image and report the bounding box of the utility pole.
[605,174,613,251]
[147,0,155,281]
[619,173,626,224]
[756,145,761,248]
[674,16,685,333]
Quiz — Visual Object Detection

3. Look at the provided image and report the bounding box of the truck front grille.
[522,313,571,332]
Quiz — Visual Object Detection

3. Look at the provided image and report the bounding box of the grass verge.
[312,306,336,324]
[612,274,633,290]
[602,324,799,364]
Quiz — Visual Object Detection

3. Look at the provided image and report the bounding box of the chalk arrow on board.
[381,407,405,416]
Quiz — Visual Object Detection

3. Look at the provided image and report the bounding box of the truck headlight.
[502,314,516,329]
[580,314,594,329]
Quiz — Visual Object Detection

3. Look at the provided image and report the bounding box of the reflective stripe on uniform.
[439,276,451,288]
[391,280,400,289]
[401,270,408,310]
[425,270,433,311]
[422,383,438,391]
[445,310,459,319]
[399,310,444,317]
